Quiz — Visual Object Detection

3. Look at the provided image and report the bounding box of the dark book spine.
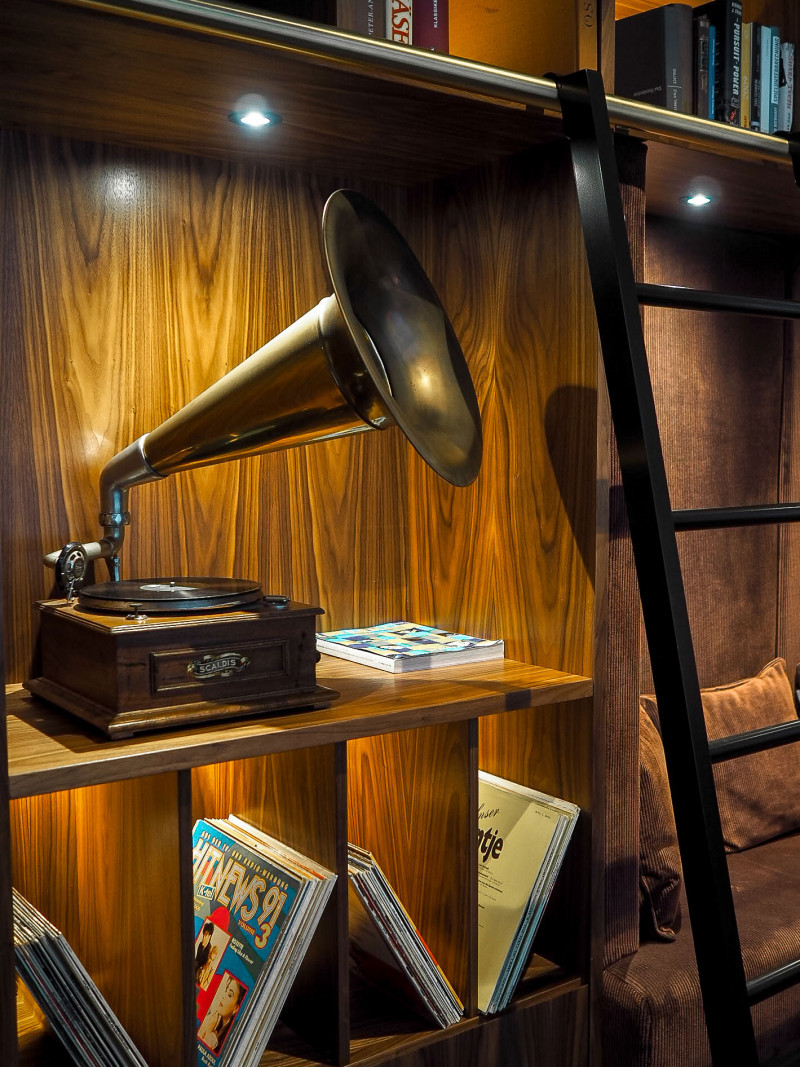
[751,23,762,131]
[665,5,693,113]
[694,14,711,117]
[336,0,386,38]
[615,5,693,112]
[412,0,447,52]
[696,0,742,124]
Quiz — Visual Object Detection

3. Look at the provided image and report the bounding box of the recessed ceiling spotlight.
[229,108,282,129]
[684,192,713,207]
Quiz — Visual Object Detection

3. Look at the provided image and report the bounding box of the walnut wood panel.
[348,723,473,1011]
[10,774,184,1067]
[478,699,593,977]
[192,745,348,1063]
[348,983,588,1066]
[642,217,790,688]
[405,144,598,678]
[6,661,592,797]
[0,0,552,185]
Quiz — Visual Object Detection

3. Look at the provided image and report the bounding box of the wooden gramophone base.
[25,597,336,738]
[25,676,337,739]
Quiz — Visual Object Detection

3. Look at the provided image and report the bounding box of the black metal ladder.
[557,68,800,1067]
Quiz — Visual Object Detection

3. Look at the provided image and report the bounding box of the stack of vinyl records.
[348,843,463,1028]
[193,815,337,1067]
[13,888,148,1066]
[477,770,580,1014]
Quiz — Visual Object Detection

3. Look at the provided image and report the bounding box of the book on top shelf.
[193,816,336,1067]
[413,0,447,53]
[316,621,504,673]
[615,4,694,114]
[336,0,386,38]
[477,771,579,1015]
[348,843,463,1028]
[694,0,742,125]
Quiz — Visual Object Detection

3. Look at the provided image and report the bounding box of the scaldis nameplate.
[25,584,335,737]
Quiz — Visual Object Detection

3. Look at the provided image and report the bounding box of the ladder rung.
[747,958,800,1006]
[709,720,800,763]
[672,504,800,530]
[637,282,800,319]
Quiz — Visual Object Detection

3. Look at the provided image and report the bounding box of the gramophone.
[25,190,482,737]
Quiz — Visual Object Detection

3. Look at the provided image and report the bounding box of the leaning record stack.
[348,844,463,1028]
[13,888,148,1066]
[194,815,337,1067]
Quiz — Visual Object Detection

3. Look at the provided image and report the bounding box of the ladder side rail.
[556,68,759,1067]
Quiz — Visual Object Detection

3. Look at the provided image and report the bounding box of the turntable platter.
[77,576,266,614]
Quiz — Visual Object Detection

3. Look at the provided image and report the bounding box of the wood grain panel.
[348,723,473,1009]
[192,745,348,1062]
[0,132,416,681]
[10,774,184,1067]
[406,144,597,678]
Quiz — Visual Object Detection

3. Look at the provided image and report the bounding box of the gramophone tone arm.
[44,434,164,586]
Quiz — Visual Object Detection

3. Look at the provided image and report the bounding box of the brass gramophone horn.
[45,189,482,588]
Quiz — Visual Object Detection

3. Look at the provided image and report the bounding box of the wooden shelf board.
[257,957,582,1066]
[5,659,592,798]
[0,0,558,185]
[645,139,800,236]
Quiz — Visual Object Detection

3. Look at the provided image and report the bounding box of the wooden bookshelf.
[4,1,798,1066]
[5,661,591,798]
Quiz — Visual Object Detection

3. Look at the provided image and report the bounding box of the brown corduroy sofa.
[601,658,800,1067]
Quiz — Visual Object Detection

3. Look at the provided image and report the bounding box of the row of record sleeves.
[615,1,796,135]
[13,773,579,1064]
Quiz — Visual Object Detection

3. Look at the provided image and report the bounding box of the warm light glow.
[685,193,713,207]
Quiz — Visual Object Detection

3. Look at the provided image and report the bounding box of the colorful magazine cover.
[192,820,303,1066]
[316,622,504,673]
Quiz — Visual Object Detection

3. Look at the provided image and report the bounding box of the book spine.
[694,15,710,118]
[778,41,795,132]
[698,0,742,124]
[751,24,762,130]
[740,22,751,127]
[770,30,782,133]
[664,8,682,112]
[412,0,447,52]
[337,1,385,37]
[386,0,412,44]
[708,24,717,120]
[760,25,772,132]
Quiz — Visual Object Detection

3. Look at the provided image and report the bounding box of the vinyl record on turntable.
[77,576,267,615]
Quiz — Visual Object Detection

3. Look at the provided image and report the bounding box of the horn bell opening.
[322,189,482,488]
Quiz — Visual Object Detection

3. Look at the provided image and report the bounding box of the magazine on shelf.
[316,621,504,673]
[13,888,148,1067]
[348,843,463,1028]
[193,816,336,1067]
[477,771,579,1014]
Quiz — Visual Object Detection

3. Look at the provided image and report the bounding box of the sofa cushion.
[639,704,682,941]
[604,832,800,1067]
[641,658,800,852]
